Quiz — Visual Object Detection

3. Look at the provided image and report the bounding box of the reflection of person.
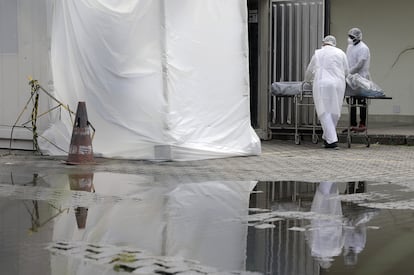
[343,216,367,266]
[343,207,378,266]
[305,36,349,149]
[306,181,378,269]
[306,182,344,269]
[342,181,377,266]
[346,27,371,132]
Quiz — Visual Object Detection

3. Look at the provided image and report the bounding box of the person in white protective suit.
[305,35,349,149]
[342,181,379,267]
[306,182,344,269]
[346,27,371,132]
[342,208,375,267]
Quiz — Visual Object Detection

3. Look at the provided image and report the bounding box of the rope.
[32,92,40,152]
[9,91,36,151]
[9,78,95,153]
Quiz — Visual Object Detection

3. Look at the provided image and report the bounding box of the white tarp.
[40,0,261,161]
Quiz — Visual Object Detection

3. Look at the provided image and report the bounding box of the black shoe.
[324,142,338,149]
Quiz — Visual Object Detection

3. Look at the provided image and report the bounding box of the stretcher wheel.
[312,134,319,144]
[295,134,301,145]
[366,137,370,147]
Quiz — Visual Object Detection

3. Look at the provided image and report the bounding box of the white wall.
[0,0,52,147]
[331,0,414,120]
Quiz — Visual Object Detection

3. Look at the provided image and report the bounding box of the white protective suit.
[346,38,371,128]
[305,45,349,144]
[346,41,371,79]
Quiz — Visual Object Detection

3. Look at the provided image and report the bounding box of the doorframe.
[253,0,329,140]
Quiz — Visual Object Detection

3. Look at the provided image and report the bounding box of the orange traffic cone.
[66,102,95,165]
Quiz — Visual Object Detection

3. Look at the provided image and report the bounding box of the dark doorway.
[247,0,259,128]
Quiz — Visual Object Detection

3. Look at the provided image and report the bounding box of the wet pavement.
[1,139,414,274]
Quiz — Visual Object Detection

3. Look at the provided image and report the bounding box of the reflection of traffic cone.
[66,102,95,165]
[69,173,94,229]
[69,173,94,192]
[74,207,88,229]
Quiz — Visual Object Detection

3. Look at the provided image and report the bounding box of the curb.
[272,131,414,146]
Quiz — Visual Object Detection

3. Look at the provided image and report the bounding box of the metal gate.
[269,0,324,131]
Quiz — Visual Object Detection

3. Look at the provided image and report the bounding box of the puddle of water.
[246,181,414,275]
[1,174,414,274]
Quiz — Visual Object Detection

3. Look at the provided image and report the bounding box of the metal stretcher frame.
[293,83,319,145]
[270,82,321,145]
[344,95,392,148]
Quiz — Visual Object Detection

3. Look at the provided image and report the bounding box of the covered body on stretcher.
[270,74,392,147]
[271,74,388,98]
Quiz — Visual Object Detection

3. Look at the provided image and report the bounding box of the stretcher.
[343,94,392,148]
[270,81,318,145]
[270,80,392,147]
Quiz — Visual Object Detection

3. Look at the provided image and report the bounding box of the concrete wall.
[330,0,414,121]
[0,0,52,148]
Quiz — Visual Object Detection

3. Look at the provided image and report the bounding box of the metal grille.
[247,181,319,274]
[269,0,324,129]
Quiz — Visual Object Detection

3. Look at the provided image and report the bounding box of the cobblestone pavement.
[1,140,413,185]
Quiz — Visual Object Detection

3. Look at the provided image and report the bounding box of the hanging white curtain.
[40,0,261,161]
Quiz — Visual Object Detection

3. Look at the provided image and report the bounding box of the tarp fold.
[40,0,261,161]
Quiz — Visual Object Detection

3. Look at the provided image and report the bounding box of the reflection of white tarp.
[51,173,256,273]
[40,0,261,161]
[165,181,256,270]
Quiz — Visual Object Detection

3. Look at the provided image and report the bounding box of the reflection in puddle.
[306,182,378,269]
[69,173,94,229]
[47,241,257,274]
[1,173,258,274]
[246,181,414,274]
[1,174,414,274]
[0,173,142,207]
[17,174,69,234]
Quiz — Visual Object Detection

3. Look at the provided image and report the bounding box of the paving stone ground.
[1,140,413,186]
